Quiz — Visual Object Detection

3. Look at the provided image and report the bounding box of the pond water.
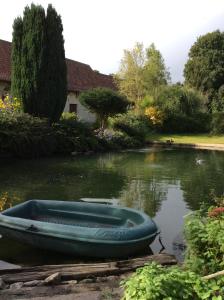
[0,147,224,266]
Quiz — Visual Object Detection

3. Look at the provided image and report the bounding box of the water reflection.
[0,192,16,211]
[119,179,167,217]
[0,148,224,264]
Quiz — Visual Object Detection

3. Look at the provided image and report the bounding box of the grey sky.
[1,0,224,83]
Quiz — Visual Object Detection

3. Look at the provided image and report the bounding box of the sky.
[1,0,224,83]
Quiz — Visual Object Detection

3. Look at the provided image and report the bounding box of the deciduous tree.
[184,30,224,112]
[116,43,170,105]
[143,43,170,95]
[116,43,145,103]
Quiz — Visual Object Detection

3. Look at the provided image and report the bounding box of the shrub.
[152,85,206,116]
[108,131,143,149]
[94,129,142,150]
[144,106,164,126]
[122,201,224,299]
[0,112,56,157]
[160,112,211,133]
[139,85,210,133]
[60,112,78,121]
[184,207,224,275]
[122,262,224,300]
[0,112,103,158]
[52,118,102,154]
[79,88,129,130]
[211,112,224,134]
[110,111,152,141]
[0,95,22,113]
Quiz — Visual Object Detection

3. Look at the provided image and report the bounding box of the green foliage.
[215,85,224,111]
[138,95,154,110]
[122,198,224,299]
[122,262,224,300]
[184,30,224,111]
[79,88,129,130]
[184,208,224,275]
[115,42,145,103]
[143,43,170,95]
[110,111,152,141]
[0,111,150,158]
[152,85,206,116]
[0,95,22,112]
[61,112,78,121]
[12,4,46,115]
[97,130,143,150]
[0,111,55,158]
[161,113,211,133]
[11,4,67,122]
[0,112,103,158]
[210,112,224,134]
[116,43,170,104]
[52,118,102,154]
[11,17,23,99]
[44,4,67,122]
[148,85,209,133]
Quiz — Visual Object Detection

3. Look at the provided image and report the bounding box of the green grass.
[146,133,224,144]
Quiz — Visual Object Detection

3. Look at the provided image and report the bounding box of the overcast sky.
[1,0,224,82]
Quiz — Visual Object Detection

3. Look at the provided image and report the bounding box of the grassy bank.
[147,133,224,144]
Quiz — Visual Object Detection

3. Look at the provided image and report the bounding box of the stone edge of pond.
[148,141,224,151]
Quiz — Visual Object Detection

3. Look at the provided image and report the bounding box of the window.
[69,104,77,113]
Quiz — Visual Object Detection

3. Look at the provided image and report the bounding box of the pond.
[0,147,224,266]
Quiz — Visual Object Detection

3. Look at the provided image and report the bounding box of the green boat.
[0,200,159,258]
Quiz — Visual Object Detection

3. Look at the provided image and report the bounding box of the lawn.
[146,133,224,144]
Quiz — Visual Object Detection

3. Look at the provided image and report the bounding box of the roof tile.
[0,39,116,91]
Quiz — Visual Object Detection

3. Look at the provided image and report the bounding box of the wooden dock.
[0,253,177,299]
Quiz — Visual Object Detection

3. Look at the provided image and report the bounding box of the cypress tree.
[44,4,67,122]
[11,4,67,122]
[11,17,23,99]
[18,4,46,115]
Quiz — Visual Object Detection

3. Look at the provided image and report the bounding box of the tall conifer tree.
[11,17,23,99]
[11,4,67,122]
[45,4,67,122]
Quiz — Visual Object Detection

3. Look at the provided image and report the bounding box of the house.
[0,39,116,123]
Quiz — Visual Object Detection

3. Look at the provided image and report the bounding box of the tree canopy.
[116,43,170,105]
[79,88,129,130]
[143,44,170,95]
[151,85,206,116]
[116,43,145,103]
[11,4,67,122]
[184,30,224,112]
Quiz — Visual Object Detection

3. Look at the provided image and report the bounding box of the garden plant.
[122,198,224,299]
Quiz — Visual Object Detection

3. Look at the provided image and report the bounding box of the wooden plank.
[0,254,176,284]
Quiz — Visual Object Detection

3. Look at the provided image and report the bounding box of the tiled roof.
[0,40,11,82]
[0,39,116,91]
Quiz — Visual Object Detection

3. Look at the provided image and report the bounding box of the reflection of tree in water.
[119,178,167,217]
[179,151,224,210]
[97,153,126,170]
[0,192,18,211]
[151,149,224,211]
[0,156,126,204]
[1,150,224,213]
